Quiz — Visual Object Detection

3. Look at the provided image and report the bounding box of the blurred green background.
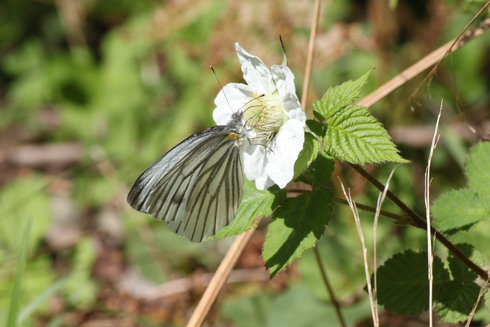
[1,0,489,326]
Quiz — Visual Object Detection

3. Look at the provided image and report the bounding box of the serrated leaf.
[293,133,319,180]
[448,244,478,282]
[306,119,324,136]
[312,71,371,119]
[432,189,490,231]
[467,142,490,194]
[313,109,326,122]
[263,188,333,278]
[209,180,278,240]
[437,280,480,323]
[323,105,407,164]
[376,250,450,315]
[297,153,334,189]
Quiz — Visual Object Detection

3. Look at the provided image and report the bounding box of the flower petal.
[264,119,305,188]
[243,145,271,189]
[271,65,305,122]
[235,43,276,95]
[213,83,254,125]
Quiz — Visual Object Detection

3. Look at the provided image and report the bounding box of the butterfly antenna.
[210,65,234,115]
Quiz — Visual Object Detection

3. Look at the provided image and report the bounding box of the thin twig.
[411,1,490,100]
[187,228,255,327]
[358,17,490,108]
[301,0,322,110]
[313,247,347,327]
[372,167,397,327]
[464,278,490,327]
[425,102,442,327]
[333,198,407,222]
[339,180,378,326]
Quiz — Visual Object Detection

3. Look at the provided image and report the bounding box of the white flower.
[213,43,306,190]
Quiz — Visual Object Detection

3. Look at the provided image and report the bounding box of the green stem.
[333,198,408,222]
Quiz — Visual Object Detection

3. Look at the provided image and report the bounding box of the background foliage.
[0,0,489,326]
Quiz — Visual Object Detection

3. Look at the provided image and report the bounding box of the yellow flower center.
[242,93,287,143]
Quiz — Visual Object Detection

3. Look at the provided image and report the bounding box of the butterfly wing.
[127,126,244,242]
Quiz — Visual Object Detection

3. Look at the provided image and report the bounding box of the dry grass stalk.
[372,167,397,325]
[358,17,490,108]
[338,180,379,327]
[424,102,442,327]
[464,278,490,327]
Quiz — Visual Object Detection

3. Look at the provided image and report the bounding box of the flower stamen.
[242,93,287,144]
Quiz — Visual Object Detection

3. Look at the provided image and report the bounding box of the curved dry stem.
[424,103,443,327]
[186,229,255,327]
[358,17,490,108]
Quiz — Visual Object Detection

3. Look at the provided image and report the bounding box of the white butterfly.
[127,112,245,242]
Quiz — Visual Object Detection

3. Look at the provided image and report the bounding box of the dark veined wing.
[127,125,244,242]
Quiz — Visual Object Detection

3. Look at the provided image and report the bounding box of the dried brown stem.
[358,17,490,108]
[186,229,255,327]
[313,247,347,327]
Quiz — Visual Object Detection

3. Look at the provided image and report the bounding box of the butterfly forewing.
[127,125,244,242]
[174,143,243,241]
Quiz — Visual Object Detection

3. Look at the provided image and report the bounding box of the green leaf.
[263,188,333,278]
[432,189,490,231]
[323,104,407,164]
[293,133,319,180]
[210,180,279,240]
[7,219,31,327]
[447,244,478,282]
[435,244,482,322]
[467,142,490,194]
[437,280,480,323]
[306,118,324,136]
[297,153,334,189]
[312,71,371,120]
[376,250,450,315]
